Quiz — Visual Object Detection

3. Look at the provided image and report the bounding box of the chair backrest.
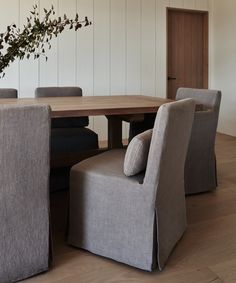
[176,87,221,149]
[176,87,221,112]
[143,99,195,270]
[144,99,195,189]
[175,88,221,195]
[0,105,50,281]
[35,86,82,97]
[35,86,88,128]
[0,88,18,98]
[176,88,221,137]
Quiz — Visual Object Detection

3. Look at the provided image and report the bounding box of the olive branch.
[0,5,92,78]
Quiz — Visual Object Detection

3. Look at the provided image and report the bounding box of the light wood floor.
[24,133,236,283]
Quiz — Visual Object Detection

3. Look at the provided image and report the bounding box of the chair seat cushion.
[124,129,152,176]
[51,127,98,154]
[72,149,145,184]
[51,117,89,128]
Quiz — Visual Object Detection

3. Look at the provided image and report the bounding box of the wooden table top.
[0,95,172,118]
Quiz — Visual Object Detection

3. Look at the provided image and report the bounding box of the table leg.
[106,115,123,149]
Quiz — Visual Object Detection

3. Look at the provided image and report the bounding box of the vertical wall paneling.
[0,0,19,89]
[77,0,94,130]
[126,0,141,94]
[184,0,196,9]
[170,0,184,8]
[93,0,110,140]
[110,0,127,139]
[39,0,58,87]
[110,0,126,95]
[93,0,110,95]
[208,0,213,88]
[156,0,168,98]
[196,0,209,11]
[58,0,77,86]
[77,0,94,96]
[125,0,142,140]
[209,0,236,136]
[19,0,39,98]
[141,0,156,96]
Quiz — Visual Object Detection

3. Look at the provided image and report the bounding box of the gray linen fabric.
[124,129,153,176]
[35,86,82,97]
[176,88,221,194]
[0,88,17,98]
[0,105,51,283]
[68,99,195,271]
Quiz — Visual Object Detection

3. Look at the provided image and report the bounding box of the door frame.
[166,8,209,98]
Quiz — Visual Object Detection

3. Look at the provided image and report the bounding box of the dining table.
[0,95,172,149]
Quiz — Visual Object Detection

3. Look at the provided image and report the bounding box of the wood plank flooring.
[24,133,236,283]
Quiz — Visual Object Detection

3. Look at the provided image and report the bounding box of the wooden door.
[167,9,208,99]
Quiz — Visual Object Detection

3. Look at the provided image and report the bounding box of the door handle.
[168,76,177,80]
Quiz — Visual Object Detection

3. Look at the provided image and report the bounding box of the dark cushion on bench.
[51,117,89,128]
[51,127,98,155]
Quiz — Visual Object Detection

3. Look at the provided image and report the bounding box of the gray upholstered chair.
[0,105,51,283]
[35,87,99,191]
[176,88,222,194]
[0,88,17,98]
[68,99,195,271]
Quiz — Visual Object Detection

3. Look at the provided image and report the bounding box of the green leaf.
[0,4,92,77]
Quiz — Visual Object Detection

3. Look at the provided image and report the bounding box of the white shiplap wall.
[209,0,236,137]
[0,0,209,140]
